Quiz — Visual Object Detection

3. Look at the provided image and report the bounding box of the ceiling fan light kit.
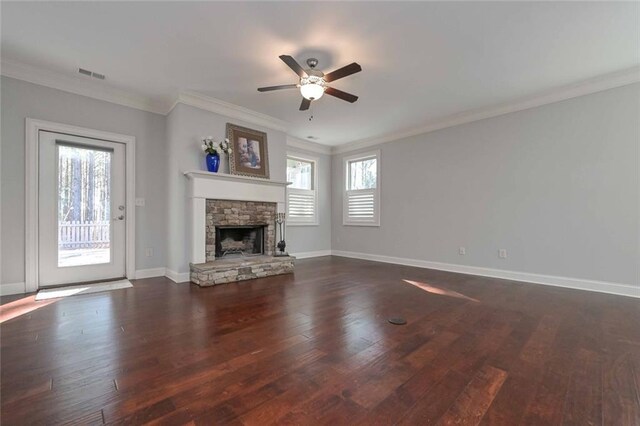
[258,55,362,110]
[300,75,325,100]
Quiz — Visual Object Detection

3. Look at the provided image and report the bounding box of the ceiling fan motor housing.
[305,68,324,78]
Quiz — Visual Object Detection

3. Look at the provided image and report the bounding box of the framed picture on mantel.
[227,123,270,179]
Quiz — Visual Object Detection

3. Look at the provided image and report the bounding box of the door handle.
[112,215,125,221]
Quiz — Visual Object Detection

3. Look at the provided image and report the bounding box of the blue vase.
[206,153,220,173]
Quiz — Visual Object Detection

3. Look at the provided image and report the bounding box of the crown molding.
[0,59,171,115]
[4,59,637,152]
[286,135,332,155]
[332,65,640,154]
[172,91,289,133]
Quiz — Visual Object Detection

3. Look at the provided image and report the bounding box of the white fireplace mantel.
[184,170,290,264]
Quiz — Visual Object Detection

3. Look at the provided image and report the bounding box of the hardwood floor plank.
[562,348,603,425]
[437,364,508,425]
[63,409,104,425]
[396,369,471,425]
[171,348,328,423]
[602,352,640,425]
[0,377,51,405]
[518,313,563,365]
[101,335,317,422]
[110,398,176,425]
[239,359,346,425]
[1,256,638,425]
[349,329,460,409]
[521,308,594,425]
[479,313,563,425]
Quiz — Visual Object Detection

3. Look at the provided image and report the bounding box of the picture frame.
[226,123,270,179]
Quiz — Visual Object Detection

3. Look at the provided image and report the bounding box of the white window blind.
[344,151,380,226]
[286,156,318,225]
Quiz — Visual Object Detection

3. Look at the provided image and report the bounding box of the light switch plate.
[135,198,145,207]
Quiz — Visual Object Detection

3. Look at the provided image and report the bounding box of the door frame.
[25,118,136,292]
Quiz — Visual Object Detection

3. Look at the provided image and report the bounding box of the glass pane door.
[39,131,126,287]
[57,144,112,267]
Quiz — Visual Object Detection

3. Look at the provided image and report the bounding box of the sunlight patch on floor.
[403,279,479,302]
[0,296,58,323]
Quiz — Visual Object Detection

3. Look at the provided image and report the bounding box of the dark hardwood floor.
[1,256,639,425]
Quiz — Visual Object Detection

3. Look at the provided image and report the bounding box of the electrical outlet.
[135,198,145,207]
[145,248,153,257]
[459,247,466,255]
[499,249,507,259]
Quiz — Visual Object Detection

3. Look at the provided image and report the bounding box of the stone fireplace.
[185,171,294,287]
[206,200,276,260]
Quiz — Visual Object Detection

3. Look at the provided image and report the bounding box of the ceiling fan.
[258,55,362,111]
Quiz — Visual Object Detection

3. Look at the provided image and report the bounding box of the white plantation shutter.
[286,155,318,225]
[343,151,380,226]
[287,188,317,224]
[346,190,376,221]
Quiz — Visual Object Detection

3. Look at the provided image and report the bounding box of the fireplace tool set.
[275,212,288,256]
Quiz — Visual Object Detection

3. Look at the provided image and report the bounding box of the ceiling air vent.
[78,68,106,80]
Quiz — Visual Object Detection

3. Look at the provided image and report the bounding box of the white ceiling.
[2,1,638,146]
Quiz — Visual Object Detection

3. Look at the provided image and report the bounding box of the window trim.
[286,153,319,226]
[343,150,380,227]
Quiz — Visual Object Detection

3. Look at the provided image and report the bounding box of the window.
[344,151,380,226]
[286,155,318,225]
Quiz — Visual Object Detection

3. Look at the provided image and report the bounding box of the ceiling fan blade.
[323,62,362,82]
[257,84,298,92]
[299,98,311,111]
[325,87,358,103]
[279,55,308,78]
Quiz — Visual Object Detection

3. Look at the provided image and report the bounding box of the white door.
[38,131,127,287]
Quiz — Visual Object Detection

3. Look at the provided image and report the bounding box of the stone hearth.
[190,255,295,286]
[194,198,294,287]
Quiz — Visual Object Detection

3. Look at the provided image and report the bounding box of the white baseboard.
[0,282,26,296]
[165,269,190,283]
[8,254,636,298]
[290,250,333,259]
[330,250,639,299]
[134,268,166,279]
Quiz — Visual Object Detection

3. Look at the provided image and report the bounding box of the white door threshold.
[35,279,133,300]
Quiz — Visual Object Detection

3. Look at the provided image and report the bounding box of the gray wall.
[332,83,639,286]
[3,75,636,289]
[0,77,333,287]
[285,147,332,255]
[165,103,289,276]
[1,76,167,284]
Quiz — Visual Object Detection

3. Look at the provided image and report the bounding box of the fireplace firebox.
[215,225,265,258]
